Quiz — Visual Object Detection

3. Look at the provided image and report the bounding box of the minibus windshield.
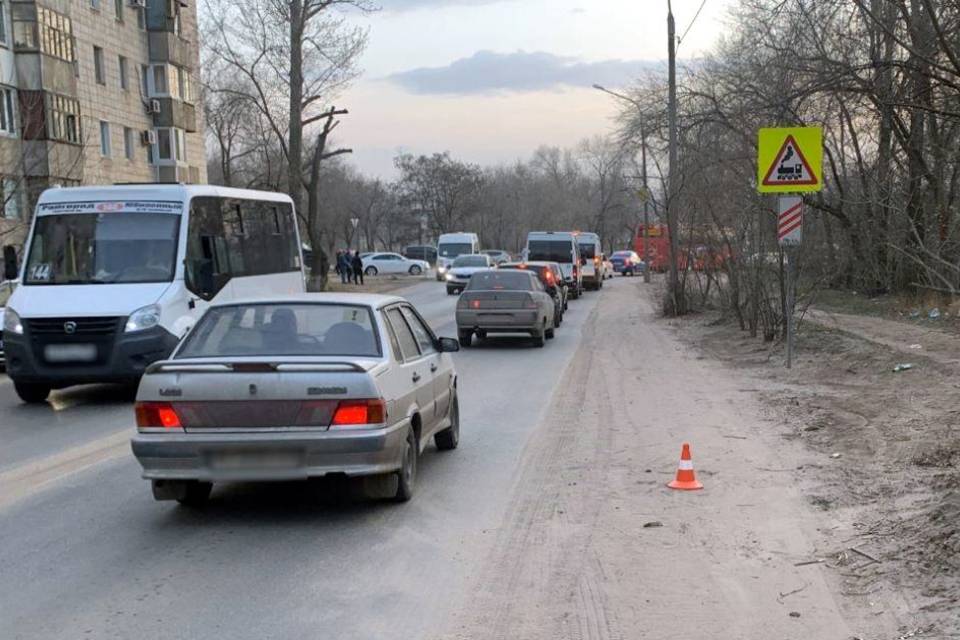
[24,212,179,285]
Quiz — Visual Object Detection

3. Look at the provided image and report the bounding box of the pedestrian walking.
[352,250,364,285]
[334,250,343,280]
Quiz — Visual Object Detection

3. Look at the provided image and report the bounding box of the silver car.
[131,294,461,505]
[455,269,556,348]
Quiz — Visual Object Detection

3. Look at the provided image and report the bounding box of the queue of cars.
[2,187,629,507]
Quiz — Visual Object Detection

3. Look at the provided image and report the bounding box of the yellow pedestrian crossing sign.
[757,127,823,193]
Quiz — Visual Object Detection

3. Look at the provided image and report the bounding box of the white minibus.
[435,232,480,281]
[2,184,306,403]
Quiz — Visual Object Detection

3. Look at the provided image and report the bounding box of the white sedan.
[361,253,430,276]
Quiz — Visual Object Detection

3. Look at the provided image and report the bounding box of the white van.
[525,231,583,299]
[2,184,306,403]
[436,232,480,281]
[576,232,604,291]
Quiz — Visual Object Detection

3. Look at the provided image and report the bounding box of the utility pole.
[640,119,651,283]
[666,0,682,314]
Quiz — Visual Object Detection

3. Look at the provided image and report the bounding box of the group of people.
[335,250,366,285]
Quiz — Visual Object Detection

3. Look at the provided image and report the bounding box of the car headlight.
[445,273,455,281]
[3,307,23,335]
[125,304,161,332]
[438,265,447,273]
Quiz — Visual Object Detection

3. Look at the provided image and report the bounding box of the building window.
[0,86,14,135]
[124,126,134,160]
[154,128,187,164]
[90,0,100,11]
[136,6,145,30]
[140,64,149,96]
[178,67,193,104]
[48,94,80,144]
[99,121,111,157]
[0,1,8,46]
[35,7,74,61]
[118,55,128,90]
[93,46,105,84]
[1,177,21,220]
[114,0,123,21]
[152,65,167,94]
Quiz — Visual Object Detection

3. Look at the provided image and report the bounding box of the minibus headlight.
[125,304,161,333]
[3,308,23,335]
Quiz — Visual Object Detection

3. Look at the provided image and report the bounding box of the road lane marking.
[0,429,132,510]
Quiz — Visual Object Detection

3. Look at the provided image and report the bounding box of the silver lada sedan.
[131,294,460,506]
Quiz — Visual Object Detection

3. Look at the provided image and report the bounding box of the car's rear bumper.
[130,419,409,482]
[456,310,539,331]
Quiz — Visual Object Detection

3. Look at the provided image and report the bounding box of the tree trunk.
[287,0,304,216]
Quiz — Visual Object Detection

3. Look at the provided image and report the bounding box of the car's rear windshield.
[612,251,633,258]
[466,271,532,291]
[453,255,488,267]
[577,243,597,259]
[501,264,548,279]
[176,303,381,358]
[528,240,574,263]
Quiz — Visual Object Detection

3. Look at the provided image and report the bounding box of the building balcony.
[151,98,197,133]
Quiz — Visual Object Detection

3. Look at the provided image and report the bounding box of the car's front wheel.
[435,395,460,451]
[394,429,418,502]
[409,265,422,276]
[365,266,378,276]
[14,382,51,404]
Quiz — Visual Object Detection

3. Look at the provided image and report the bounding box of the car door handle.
[412,372,421,383]
[430,363,438,373]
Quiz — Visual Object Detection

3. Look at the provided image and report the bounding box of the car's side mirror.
[438,337,460,353]
[3,245,18,280]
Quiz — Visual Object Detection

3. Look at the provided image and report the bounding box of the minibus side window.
[186,196,231,300]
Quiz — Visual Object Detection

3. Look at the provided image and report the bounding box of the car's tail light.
[524,295,538,309]
[594,256,601,266]
[330,399,386,427]
[135,401,183,431]
[625,259,633,266]
[470,299,481,309]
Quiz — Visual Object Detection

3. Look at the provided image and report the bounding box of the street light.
[593,84,652,283]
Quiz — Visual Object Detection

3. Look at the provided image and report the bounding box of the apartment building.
[0,0,206,248]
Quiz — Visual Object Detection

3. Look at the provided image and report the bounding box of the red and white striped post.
[778,196,803,368]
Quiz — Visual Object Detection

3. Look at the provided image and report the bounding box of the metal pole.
[785,247,796,369]
[641,120,651,283]
[666,0,681,313]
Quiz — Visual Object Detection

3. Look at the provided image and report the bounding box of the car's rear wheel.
[476,329,487,340]
[554,310,562,328]
[409,265,422,276]
[394,429,418,502]
[14,382,51,404]
[545,326,555,339]
[435,395,460,451]
[458,329,472,347]
[365,266,378,276]
[446,287,457,295]
[532,323,546,348]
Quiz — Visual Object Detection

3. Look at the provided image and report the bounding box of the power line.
[678,0,709,47]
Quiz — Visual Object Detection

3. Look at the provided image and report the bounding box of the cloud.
[379,0,509,12]
[387,50,653,95]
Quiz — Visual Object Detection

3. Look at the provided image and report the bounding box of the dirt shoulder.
[678,304,959,639]
[325,274,431,295]
[437,279,909,639]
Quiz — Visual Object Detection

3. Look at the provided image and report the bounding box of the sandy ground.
[325,273,432,294]
[678,303,960,639]
[437,278,910,639]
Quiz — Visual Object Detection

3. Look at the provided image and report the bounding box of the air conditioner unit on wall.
[141,130,157,145]
[149,99,161,113]
[128,0,146,7]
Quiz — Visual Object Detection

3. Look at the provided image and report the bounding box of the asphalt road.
[0,276,607,639]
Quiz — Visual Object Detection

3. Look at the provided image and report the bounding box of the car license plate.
[210,450,300,471]
[44,344,97,363]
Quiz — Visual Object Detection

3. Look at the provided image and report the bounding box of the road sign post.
[759,127,822,368]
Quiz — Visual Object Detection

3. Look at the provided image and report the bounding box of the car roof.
[210,293,407,310]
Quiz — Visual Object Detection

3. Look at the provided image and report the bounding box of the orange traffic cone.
[668,443,703,490]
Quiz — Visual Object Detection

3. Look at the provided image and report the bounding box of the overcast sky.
[334,0,734,177]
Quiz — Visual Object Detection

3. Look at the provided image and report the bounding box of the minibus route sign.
[37,201,183,215]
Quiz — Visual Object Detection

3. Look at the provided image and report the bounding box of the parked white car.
[362,253,430,276]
